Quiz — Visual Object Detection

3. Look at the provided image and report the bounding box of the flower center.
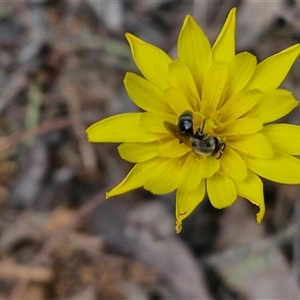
[194,107,224,135]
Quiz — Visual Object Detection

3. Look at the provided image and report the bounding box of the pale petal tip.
[255,205,265,224]
[282,43,300,59]
[123,72,129,84]
[175,220,182,233]
[85,126,105,143]
[225,7,237,31]
[180,14,200,36]
[125,32,137,48]
[85,128,95,142]
[184,14,194,24]
[181,14,200,33]
[289,43,300,52]
[125,32,142,45]
[125,32,133,40]
[106,191,114,199]
[228,7,237,19]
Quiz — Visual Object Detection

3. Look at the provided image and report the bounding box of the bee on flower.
[86,8,300,233]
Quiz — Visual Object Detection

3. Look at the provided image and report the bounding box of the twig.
[0,72,27,114]
[0,116,74,153]
[293,204,300,284]
[0,258,53,283]
[201,222,298,267]
[60,78,98,174]
[7,186,110,300]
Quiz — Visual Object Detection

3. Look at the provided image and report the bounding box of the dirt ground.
[1,1,300,299]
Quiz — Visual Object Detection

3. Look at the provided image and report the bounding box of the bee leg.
[199,117,209,134]
[216,143,226,159]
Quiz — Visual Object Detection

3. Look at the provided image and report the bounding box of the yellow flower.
[86,8,300,233]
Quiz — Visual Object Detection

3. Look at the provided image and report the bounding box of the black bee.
[164,111,226,159]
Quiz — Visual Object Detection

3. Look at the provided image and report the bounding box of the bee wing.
[163,121,191,145]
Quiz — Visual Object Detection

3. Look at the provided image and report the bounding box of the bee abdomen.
[177,111,193,135]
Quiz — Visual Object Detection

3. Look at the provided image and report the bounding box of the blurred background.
[1,1,300,299]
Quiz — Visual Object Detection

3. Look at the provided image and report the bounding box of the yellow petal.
[165,87,193,115]
[125,33,172,91]
[220,118,263,136]
[202,156,221,178]
[118,141,159,163]
[246,150,300,184]
[221,146,248,181]
[202,61,229,109]
[141,112,177,133]
[179,153,205,191]
[228,52,257,96]
[144,157,182,194]
[175,181,205,233]
[219,90,262,122]
[106,158,165,197]
[124,72,168,113]
[86,113,161,143]
[168,60,200,108]
[235,171,265,223]
[227,133,273,158]
[262,124,300,155]
[157,139,191,158]
[212,8,236,62]
[253,89,298,123]
[178,15,212,89]
[207,172,237,208]
[244,44,300,92]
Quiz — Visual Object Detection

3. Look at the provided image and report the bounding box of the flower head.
[86,8,300,233]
